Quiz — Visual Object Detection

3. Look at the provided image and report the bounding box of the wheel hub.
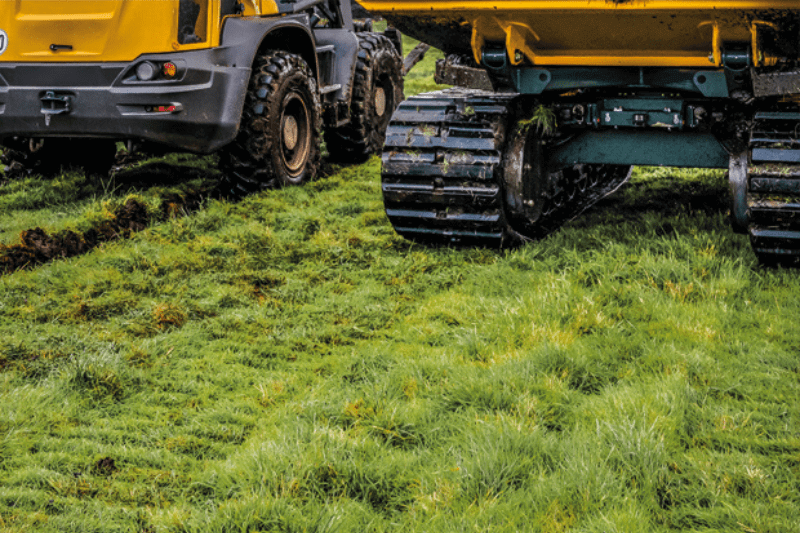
[374,86,387,117]
[280,93,311,178]
[283,115,299,151]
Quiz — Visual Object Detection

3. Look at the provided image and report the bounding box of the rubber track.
[381,88,630,246]
[382,89,516,246]
[524,164,632,240]
[746,112,800,261]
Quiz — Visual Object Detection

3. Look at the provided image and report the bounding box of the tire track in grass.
[0,189,207,275]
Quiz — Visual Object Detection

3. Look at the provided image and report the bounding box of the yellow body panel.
[359,0,800,67]
[0,0,281,62]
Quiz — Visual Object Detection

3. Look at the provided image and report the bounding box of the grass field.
[1,34,800,533]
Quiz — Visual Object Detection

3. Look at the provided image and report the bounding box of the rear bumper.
[0,47,251,153]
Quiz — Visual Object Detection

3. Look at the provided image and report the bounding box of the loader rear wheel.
[324,33,403,164]
[220,51,321,194]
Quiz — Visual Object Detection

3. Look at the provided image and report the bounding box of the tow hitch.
[40,91,72,126]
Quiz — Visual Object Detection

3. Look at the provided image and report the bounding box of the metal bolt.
[514,50,523,63]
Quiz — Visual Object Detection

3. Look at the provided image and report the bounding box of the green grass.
[400,32,448,96]
[1,35,800,533]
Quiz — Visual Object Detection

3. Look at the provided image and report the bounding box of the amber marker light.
[162,62,178,78]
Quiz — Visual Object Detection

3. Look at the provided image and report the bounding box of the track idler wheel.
[502,124,548,234]
[728,151,749,234]
[500,121,632,240]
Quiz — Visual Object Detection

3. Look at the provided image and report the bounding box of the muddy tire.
[324,33,403,164]
[219,51,321,194]
[2,138,117,178]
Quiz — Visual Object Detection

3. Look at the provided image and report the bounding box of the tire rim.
[280,92,311,178]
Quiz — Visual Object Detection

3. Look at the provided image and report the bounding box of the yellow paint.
[750,20,780,68]
[258,0,280,16]
[502,22,538,66]
[242,0,281,17]
[362,0,799,68]
[470,17,488,65]
[0,0,280,63]
[361,0,800,10]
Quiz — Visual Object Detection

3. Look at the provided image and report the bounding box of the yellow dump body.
[0,0,281,62]
[360,0,800,68]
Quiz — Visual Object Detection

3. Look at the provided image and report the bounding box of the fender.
[216,15,320,139]
[219,15,320,81]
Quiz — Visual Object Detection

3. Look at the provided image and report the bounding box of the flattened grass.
[2,32,800,532]
[1,159,800,532]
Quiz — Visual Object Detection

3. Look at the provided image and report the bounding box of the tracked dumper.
[361,0,800,262]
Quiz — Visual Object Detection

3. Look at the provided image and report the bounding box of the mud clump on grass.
[0,198,150,274]
[93,457,118,476]
[0,187,210,275]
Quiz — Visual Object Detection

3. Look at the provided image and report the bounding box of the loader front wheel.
[220,51,321,194]
[324,34,403,164]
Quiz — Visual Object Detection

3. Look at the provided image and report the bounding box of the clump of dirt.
[0,187,205,275]
[93,457,118,476]
[81,198,150,249]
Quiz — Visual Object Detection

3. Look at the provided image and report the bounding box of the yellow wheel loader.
[361,0,800,262]
[0,0,403,191]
